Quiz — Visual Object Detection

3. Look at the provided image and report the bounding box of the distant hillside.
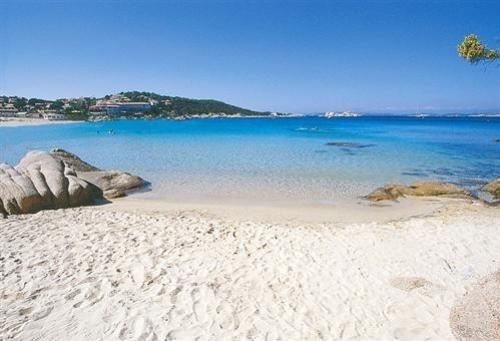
[120,91,266,117]
[0,91,272,121]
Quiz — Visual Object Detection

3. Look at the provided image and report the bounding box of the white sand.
[0,200,499,340]
[0,118,82,127]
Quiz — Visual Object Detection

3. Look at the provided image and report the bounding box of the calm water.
[1,117,498,203]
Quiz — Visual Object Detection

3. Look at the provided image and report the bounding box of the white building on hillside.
[42,112,66,120]
[0,108,19,117]
[90,101,151,115]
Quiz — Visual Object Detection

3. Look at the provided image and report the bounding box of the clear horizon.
[1,0,499,114]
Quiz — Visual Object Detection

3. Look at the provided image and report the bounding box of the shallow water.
[1,116,498,203]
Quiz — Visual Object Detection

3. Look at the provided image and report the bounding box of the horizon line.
[1,92,499,115]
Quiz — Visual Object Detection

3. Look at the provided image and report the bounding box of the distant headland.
[0,91,294,122]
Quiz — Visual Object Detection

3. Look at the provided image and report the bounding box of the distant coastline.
[0,114,309,127]
[310,112,500,118]
[0,91,290,123]
[2,91,498,125]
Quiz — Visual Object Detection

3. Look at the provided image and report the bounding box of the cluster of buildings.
[0,97,66,120]
[324,111,360,118]
[89,94,153,115]
[0,93,158,121]
[0,103,18,117]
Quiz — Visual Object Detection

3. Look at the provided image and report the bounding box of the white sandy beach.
[0,118,82,127]
[1,198,498,340]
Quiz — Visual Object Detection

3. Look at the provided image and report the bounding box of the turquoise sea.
[1,117,499,203]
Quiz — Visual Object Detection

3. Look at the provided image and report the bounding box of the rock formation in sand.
[0,149,147,215]
[449,270,500,341]
[50,148,100,172]
[0,151,101,215]
[50,149,146,199]
[482,179,500,199]
[366,181,470,202]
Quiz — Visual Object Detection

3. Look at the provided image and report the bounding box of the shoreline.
[0,115,300,127]
[0,118,83,127]
[109,194,475,225]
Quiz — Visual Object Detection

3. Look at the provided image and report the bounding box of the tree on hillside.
[457,34,500,64]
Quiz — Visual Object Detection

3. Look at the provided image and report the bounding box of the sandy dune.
[0,202,499,340]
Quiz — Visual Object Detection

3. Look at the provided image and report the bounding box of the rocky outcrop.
[482,179,500,199]
[0,151,101,216]
[0,163,44,215]
[366,184,409,201]
[77,171,145,199]
[50,148,99,172]
[0,149,147,216]
[366,181,470,202]
[50,149,147,199]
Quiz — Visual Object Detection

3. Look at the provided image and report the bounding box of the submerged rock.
[0,151,101,215]
[325,142,375,148]
[366,181,470,202]
[482,179,500,199]
[50,149,147,199]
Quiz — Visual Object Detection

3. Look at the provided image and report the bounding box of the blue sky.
[0,0,498,113]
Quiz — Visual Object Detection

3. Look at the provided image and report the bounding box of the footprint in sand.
[32,306,54,321]
[119,316,156,341]
[72,279,110,308]
[390,276,443,293]
[65,288,82,301]
[18,306,33,316]
[169,286,182,304]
